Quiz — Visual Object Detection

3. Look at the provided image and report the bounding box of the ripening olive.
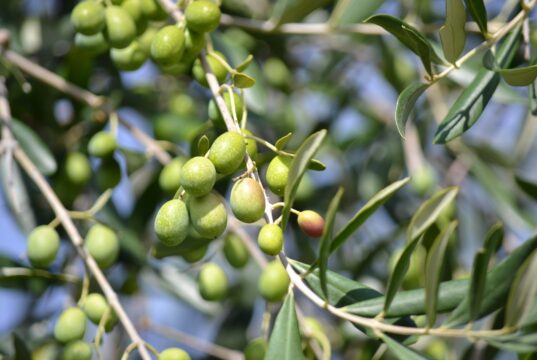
[297,210,325,238]
[158,157,184,194]
[179,156,216,197]
[223,233,249,268]
[208,91,243,128]
[54,307,87,344]
[244,338,267,360]
[230,178,265,223]
[187,192,227,238]
[104,6,137,49]
[198,262,228,301]
[64,152,91,186]
[258,260,289,302]
[192,51,228,87]
[83,293,118,331]
[61,340,92,360]
[185,0,221,33]
[208,132,246,175]
[182,244,208,263]
[140,0,167,21]
[265,155,292,196]
[71,1,105,35]
[257,223,283,256]
[88,131,117,158]
[151,25,185,66]
[75,33,109,56]
[96,158,122,190]
[111,40,148,71]
[242,128,257,160]
[154,199,189,246]
[159,347,191,360]
[85,224,120,269]
[27,225,60,268]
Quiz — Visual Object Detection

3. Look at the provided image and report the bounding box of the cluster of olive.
[71,0,221,74]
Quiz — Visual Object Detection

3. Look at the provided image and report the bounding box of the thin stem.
[0,267,80,283]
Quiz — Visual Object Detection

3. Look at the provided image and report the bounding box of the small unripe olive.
[96,158,122,190]
[187,192,227,238]
[198,262,228,301]
[265,155,292,196]
[27,225,60,268]
[71,1,105,35]
[180,28,206,64]
[257,223,283,256]
[208,132,246,175]
[192,51,227,87]
[75,33,109,56]
[54,307,87,343]
[154,199,189,246]
[140,0,168,20]
[83,293,118,331]
[230,178,265,223]
[179,156,216,197]
[85,224,120,269]
[88,131,117,158]
[182,244,208,263]
[104,6,137,49]
[151,25,185,66]
[170,93,195,117]
[263,57,291,89]
[185,0,221,33]
[137,26,158,54]
[64,152,91,186]
[244,338,267,360]
[258,260,289,302]
[111,40,148,71]
[61,340,92,360]
[242,129,257,160]
[411,166,435,195]
[159,157,185,194]
[159,347,191,360]
[223,233,249,268]
[208,92,243,128]
[297,210,325,238]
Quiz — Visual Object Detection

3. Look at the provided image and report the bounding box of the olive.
[182,244,208,263]
[159,347,191,360]
[192,51,228,87]
[179,156,216,197]
[208,131,246,175]
[104,6,137,49]
[257,223,283,256]
[54,307,87,343]
[297,210,325,238]
[151,25,185,66]
[61,341,92,360]
[230,178,265,223]
[244,338,267,360]
[265,155,292,196]
[198,262,228,301]
[27,225,60,268]
[208,92,243,128]
[140,0,168,21]
[223,233,249,268]
[185,0,221,33]
[83,293,118,331]
[88,131,117,158]
[154,199,189,246]
[75,33,109,56]
[71,1,105,35]
[158,157,185,194]
[258,260,289,302]
[111,41,148,71]
[85,224,120,269]
[187,191,227,238]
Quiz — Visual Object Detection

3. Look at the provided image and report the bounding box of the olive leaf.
[266,293,305,360]
[505,247,537,327]
[439,0,466,64]
[395,82,429,138]
[499,64,537,87]
[197,135,210,155]
[275,132,293,150]
[236,54,254,72]
[380,333,431,360]
[233,72,256,88]
[464,0,488,37]
[329,0,385,26]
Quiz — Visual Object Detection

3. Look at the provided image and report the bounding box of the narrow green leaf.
[307,158,326,171]
[485,332,537,353]
[270,0,331,26]
[329,0,385,26]
[440,0,466,64]
[266,293,305,360]
[407,187,458,242]
[197,135,210,155]
[395,83,429,137]
[11,118,57,176]
[282,130,326,230]
[464,0,488,36]
[499,64,537,87]
[233,72,256,88]
[434,25,522,143]
[236,54,254,72]
[505,248,537,327]
[330,177,410,254]
[12,333,31,360]
[468,223,503,321]
[275,132,293,150]
[380,333,431,360]
[318,187,344,299]
[425,221,458,327]
[365,14,444,75]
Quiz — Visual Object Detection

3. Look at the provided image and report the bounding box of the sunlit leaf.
[395,83,429,137]
[499,64,537,87]
[275,132,293,150]
[233,72,256,88]
[440,0,466,64]
[266,293,304,360]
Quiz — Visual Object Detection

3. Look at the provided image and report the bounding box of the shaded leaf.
[275,132,292,150]
[197,135,210,155]
[282,130,326,230]
[13,333,31,360]
[233,72,256,88]
[270,0,331,26]
[485,332,537,353]
[329,0,385,26]
[440,0,466,63]
[499,64,537,86]
[505,247,537,327]
[515,175,537,200]
[266,293,304,360]
[380,333,431,360]
[395,83,429,137]
[307,158,326,171]
[465,0,488,36]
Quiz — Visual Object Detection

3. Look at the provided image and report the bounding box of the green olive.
[187,191,227,238]
[297,210,325,238]
[180,28,206,64]
[263,57,291,89]
[104,6,137,49]
[265,155,292,196]
[244,338,267,360]
[208,131,246,175]
[61,340,92,360]
[257,223,283,256]
[169,93,195,117]
[230,178,265,223]
[140,0,168,21]
[82,293,118,331]
[111,40,148,71]
[75,33,109,56]
[54,307,87,344]
[27,225,60,268]
[198,262,228,301]
[159,347,191,360]
[182,244,208,263]
[179,156,216,197]
[192,51,228,87]
[411,166,435,195]
[137,26,158,54]
[242,128,257,160]
[96,158,122,190]
[208,91,243,129]
[71,1,105,35]
[85,224,120,269]
[223,233,249,268]
[88,131,117,158]
[121,0,145,28]
[185,0,221,33]
[151,25,185,66]
[154,199,190,246]
[258,260,289,302]
[64,152,91,186]
[159,157,185,194]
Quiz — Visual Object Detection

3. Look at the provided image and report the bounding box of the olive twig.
[0,267,80,283]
